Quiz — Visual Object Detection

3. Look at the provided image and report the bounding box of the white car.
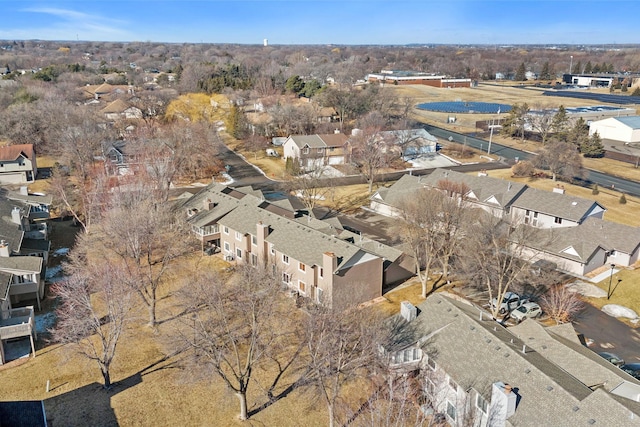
[511,302,542,323]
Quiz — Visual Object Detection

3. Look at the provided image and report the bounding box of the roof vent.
[546,385,554,391]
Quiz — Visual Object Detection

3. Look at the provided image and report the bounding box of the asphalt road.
[423,123,640,197]
[573,304,640,364]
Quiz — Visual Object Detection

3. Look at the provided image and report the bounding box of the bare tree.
[527,105,555,144]
[288,167,335,212]
[540,285,585,324]
[171,264,309,421]
[305,306,381,427]
[351,112,389,194]
[99,184,190,327]
[51,256,135,388]
[534,139,583,182]
[395,188,446,299]
[460,217,538,319]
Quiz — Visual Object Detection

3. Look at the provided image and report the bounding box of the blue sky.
[1,1,638,45]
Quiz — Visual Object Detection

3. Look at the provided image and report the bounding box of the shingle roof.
[0,255,43,272]
[100,98,131,114]
[0,144,34,162]
[218,202,367,270]
[398,293,640,426]
[287,133,348,149]
[511,187,604,223]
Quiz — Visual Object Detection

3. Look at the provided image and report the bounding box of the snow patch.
[566,281,607,298]
[602,304,639,321]
[45,265,63,281]
[35,312,57,334]
[53,247,70,257]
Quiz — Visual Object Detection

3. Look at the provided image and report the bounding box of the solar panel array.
[542,91,640,105]
[416,101,512,114]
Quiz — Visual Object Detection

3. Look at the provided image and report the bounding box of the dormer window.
[302,147,309,154]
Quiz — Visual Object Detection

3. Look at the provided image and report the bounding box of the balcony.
[0,306,36,365]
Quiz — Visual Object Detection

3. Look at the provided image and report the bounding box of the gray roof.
[218,202,368,270]
[0,271,10,301]
[6,191,53,206]
[370,174,426,207]
[398,293,640,426]
[286,133,348,149]
[0,255,43,273]
[511,186,604,223]
[0,199,25,253]
[421,169,527,209]
[521,216,640,263]
[379,128,438,144]
[614,116,640,129]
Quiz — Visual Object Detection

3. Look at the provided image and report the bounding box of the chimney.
[19,186,28,196]
[490,382,518,426]
[11,207,22,225]
[552,184,565,194]
[256,221,270,241]
[203,199,215,210]
[0,240,10,257]
[323,252,338,275]
[334,129,340,134]
[400,301,417,322]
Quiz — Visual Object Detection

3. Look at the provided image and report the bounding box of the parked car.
[622,363,640,380]
[598,352,625,367]
[491,292,530,315]
[511,302,542,323]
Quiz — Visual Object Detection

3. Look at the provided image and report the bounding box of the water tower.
[263,38,268,47]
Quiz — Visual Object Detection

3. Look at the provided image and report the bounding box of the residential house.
[510,186,605,229]
[0,193,48,364]
[217,202,383,311]
[177,183,414,309]
[370,169,527,219]
[100,99,143,121]
[283,133,351,170]
[378,129,438,159]
[517,217,640,275]
[385,293,640,426]
[0,144,37,184]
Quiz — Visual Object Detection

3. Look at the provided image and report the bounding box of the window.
[448,377,457,392]
[317,148,323,154]
[282,254,289,264]
[282,273,290,284]
[270,244,275,256]
[302,147,309,154]
[251,253,258,266]
[427,357,437,371]
[236,248,242,259]
[223,226,229,234]
[476,393,488,414]
[317,288,323,303]
[446,402,457,421]
[251,235,257,246]
[236,231,242,241]
[223,242,230,252]
[554,217,563,224]
[298,280,306,294]
[299,262,306,272]
[318,267,324,278]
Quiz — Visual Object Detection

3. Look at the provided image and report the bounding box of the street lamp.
[607,264,616,300]
[570,55,573,74]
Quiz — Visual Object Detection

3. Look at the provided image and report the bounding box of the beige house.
[218,202,383,311]
[0,144,37,184]
[283,133,351,170]
[100,99,143,121]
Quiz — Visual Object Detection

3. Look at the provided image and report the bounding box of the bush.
[592,184,599,195]
[511,160,534,177]
[620,194,627,204]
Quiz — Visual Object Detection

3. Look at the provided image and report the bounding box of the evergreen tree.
[566,117,590,147]
[572,60,582,74]
[584,61,593,73]
[580,132,605,158]
[551,105,569,139]
[540,62,551,80]
[285,75,305,96]
[620,194,627,204]
[592,184,599,195]
[515,62,527,81]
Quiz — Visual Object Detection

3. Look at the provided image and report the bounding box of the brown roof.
[317,133,349,147]
[0,144,34,162]
[101,98,131,114]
